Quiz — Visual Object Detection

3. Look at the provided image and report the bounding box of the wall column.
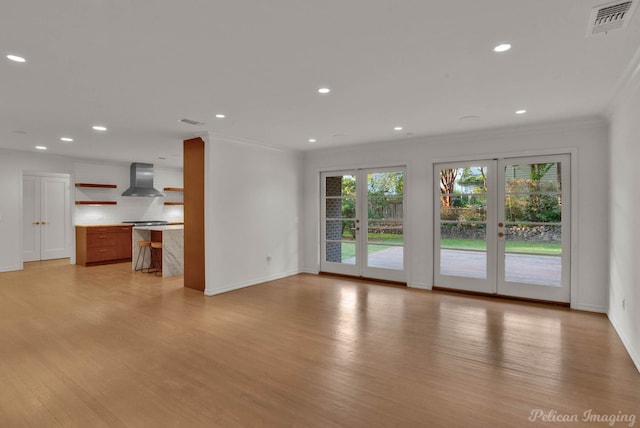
[184,137,205,291]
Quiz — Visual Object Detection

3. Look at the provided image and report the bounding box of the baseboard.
[300,268,319,275]
[0,265,21,273]
[408,282,432,290]
[571,303,607,313]
[608,313,640,374]
[204,270,301,296]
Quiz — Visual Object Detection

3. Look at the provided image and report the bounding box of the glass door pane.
[497,155,570,302]
[439,166,488,279]
[365,170,404,272]
[321,172,360,276]
[434,162,496,293]
[321,168,407,282]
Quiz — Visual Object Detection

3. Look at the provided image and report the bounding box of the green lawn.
[337,234,559,261]
[340,243,392,260]
[440,238,561,255]
[339,232,403,260]
[342,232,403,244]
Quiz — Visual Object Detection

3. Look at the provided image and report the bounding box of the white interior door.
[23,175,71,262]
[321,168,406,282]
[23,176,41,262]
[434,155,571,303]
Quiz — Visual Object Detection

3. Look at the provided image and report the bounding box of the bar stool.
[150,241,163,276]
[134,240,152,272]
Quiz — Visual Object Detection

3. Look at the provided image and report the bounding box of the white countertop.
[132,225,184,231]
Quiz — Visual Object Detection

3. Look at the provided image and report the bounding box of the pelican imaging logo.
[528,409,636,426]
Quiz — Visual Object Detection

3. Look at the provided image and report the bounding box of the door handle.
[41,221,48,225]
[33,221,41,225]
[498,232,504,238]
[498,222,504,227]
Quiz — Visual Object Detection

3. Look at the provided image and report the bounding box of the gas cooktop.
[122,220,170,226]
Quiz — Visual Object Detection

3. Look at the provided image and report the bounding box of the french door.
[23,175,72,262]
[434,155,571,302]
[320,167,406,282]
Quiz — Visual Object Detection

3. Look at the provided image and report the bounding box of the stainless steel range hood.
[121,163,165,197]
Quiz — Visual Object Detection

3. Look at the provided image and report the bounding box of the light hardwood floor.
[0,261,638,427]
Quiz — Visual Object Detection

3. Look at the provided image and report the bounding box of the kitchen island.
[132,225,184,277]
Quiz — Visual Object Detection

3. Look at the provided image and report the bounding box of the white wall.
[205,139,302,295]
[608,58,640,371]
[302,118,609,312]
[74,161,183,225]
[0,149,75,271]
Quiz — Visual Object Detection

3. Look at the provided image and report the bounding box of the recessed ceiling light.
[515,109,527,115]
[308,138,317,143]
[493,43,512,53]
[35,146,47,150]
[60,137,74,142]
[92,125,107,131]
[317,87,331,94]
[7,54,26,63]
[394,126,403,131]
[215,114,226,119]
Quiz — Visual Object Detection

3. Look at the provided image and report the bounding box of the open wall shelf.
[75,201,117,205]
[75,183,117,188]
[163,187,184,192]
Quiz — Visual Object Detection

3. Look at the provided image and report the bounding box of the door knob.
[356,227,360,231]
[32,221,41,225]
[498,232,504,238]
[498,222,504,227]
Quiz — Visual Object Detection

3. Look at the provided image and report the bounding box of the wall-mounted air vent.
[179,118,206,126]
[587,1,637,36]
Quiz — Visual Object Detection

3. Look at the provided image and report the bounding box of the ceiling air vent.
[179,118,206,126]
[587,1,637,36]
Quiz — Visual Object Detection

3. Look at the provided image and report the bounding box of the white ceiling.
[1,0,639,168]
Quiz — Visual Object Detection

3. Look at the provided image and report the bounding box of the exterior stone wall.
[325,176,343,262]
[441,223,561,242]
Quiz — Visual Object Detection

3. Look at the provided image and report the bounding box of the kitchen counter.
[76,223,131,227]
[135,225,184,232]
[132,225,184,277]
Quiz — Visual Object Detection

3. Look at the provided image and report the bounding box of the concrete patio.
[344,247,561,286]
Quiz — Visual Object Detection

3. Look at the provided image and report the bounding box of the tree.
[528,163,556,222]
[341,176,356,238]
[440,168,458,207]
[529,163,554,188]
[457,167,487,194]
[367,172,403,195]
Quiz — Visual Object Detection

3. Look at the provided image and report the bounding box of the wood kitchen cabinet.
[76,225,133,266]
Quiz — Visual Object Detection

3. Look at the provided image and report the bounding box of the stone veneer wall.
[325,176,343,263]
[440,223,562,242]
